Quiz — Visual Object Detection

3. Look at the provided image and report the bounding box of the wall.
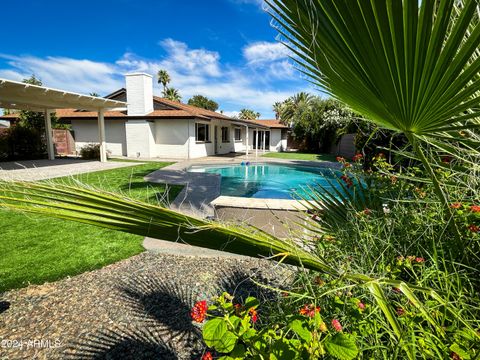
[71,119,127,156]
[154,119,190,159]
[270,129,283,151]
[330,133,356,158]
[125,120,155,158]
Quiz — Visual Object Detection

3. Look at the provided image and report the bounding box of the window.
[234,128,242,141]
[221,127,230,142]
[195,123,210,142]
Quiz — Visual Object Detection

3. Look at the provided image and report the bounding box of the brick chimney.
[125,73,154,116]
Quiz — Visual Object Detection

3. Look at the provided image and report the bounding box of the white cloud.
[0,39,308,117]
[243,41,289,64]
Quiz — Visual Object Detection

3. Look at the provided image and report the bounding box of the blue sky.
[0,0,315,118]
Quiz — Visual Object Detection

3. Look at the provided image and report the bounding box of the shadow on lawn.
[64,267,279,359]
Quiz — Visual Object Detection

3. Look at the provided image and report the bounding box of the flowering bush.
[193,292,358,360]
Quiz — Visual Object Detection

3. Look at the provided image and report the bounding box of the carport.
[0,78,127,162]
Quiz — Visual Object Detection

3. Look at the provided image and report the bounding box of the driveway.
[0,159,141,181]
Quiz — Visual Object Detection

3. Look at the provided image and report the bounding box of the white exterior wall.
[125,120,155,158]
[154,119,190,159]
[71,119,127,156]
[188,120,214,158]
[270,129,284,151]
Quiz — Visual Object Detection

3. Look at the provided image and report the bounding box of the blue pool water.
[188,163,342,199]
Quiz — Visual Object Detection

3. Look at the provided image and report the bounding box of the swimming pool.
[188,163,341,199]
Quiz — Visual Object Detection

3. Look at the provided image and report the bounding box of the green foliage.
[79,143,104,160]
[162,87,182,102]
[187,95,219,111]
[277,94,356,152]
[0,125,46,161]
[237,108,260,120]
[196,293,358,360]
[157,69,170,92]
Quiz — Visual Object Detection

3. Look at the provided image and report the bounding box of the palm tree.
[267,0,480,210]
[162,87,182,102]
[279,92,314,127]
[238,108,260,120]
[157,69,170,92]
[272,102,284,119]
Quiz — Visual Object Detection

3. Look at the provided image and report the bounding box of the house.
[0,73,289,159]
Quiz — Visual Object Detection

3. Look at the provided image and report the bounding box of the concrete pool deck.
[145,156,340,231]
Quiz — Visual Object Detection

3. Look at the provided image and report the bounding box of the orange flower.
[191,300,208,323]
[299,304,321,318]
[450,202,462,209]
[249,308,258,323]
[470,205,480,213]
[352,153,363,162]
[202,351,213,360]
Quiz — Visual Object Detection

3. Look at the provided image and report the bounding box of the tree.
[187,95,219,111]
[280,93,355,152]
[19,75,47,130]
[272,102,284,119]
[162,87,182,102]
[238,108,260,120]
[89,92,100,97]
[157,69,170,92]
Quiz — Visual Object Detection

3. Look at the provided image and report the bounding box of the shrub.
[79,143,106,160]
[0,125,47,161]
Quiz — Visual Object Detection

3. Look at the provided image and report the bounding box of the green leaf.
[289,319,312,342]
[244,296,260,310]
[216,331,238,353]
[324,333,359,360]
[203,318,227,348]
[449,343,471,360]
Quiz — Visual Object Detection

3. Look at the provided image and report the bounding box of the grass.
[262,152,338,162]
[0,161,182,292]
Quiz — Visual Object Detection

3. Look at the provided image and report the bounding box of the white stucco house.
[1,73,288,159]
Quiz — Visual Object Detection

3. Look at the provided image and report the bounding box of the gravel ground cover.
[0,252,292,359]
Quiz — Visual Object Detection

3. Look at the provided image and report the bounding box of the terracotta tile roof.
[244,119,289,129]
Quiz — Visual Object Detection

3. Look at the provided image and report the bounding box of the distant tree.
[19,75,48,130]
[157,69,171,92]
[89,92,100,97]
[238,108,260,120]
[187,95,219,111]
[272,101,284,119]
[163,87,182,102]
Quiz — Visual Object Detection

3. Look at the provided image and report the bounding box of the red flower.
[450,352,461,360]
[357,302,365,310]
[191,300,208,323]
[450,202,462,209]
[363,208,371,216]
[249,308,258,323]
[331,319,343,332]
[202,351,213,360]
[340,175,354,188]
[470,205,480,213]
[299,304,321,318]
[468,224,479,233]
[352,153,363,162]
[442,156,452,164]
[396,307,405,316]
[336,156,345,163]
[415,257,425,263]
[343,162,352,168]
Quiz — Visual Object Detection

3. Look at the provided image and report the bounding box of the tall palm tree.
[162,87,182,102]
[272,101,284,119]
[279,92,314,127]
[157,69,170,92]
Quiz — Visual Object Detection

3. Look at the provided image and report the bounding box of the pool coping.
[145,157,340,217]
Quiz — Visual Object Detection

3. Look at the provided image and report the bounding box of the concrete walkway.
[0,159,142,181]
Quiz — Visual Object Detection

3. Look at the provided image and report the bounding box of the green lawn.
[262,152,337,162]
[0,161,182,292]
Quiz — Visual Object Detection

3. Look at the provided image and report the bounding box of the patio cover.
[0,78,127,162]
